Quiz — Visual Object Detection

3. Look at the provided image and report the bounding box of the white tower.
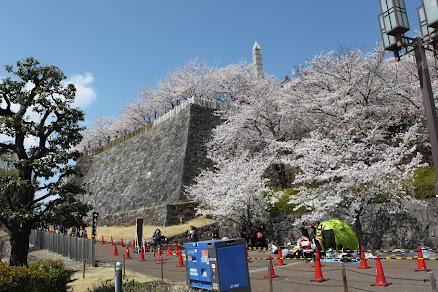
[252,41,264,79]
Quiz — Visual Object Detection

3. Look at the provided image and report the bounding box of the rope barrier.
[248,246,438,253]
[347,269,429,282]
[245,256,438,261]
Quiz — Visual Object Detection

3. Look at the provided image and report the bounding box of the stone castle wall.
[76,102,221,226]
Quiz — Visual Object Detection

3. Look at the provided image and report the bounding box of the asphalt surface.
[95,242,438,291]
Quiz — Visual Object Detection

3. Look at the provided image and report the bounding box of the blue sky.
[0,0,422,125]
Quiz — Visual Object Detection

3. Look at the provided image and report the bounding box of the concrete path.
[95,243,438,291]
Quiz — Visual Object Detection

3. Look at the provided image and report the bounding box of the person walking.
[151,229,163,260]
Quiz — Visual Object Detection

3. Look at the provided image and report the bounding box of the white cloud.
[66,73,96,109]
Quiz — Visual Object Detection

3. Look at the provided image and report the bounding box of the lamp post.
[378,0,438,194]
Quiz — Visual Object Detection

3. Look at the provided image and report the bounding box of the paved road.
[95,243,438,291]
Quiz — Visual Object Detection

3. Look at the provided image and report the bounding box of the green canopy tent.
[320,219,359,251]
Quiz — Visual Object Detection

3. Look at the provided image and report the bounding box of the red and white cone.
[277,248,285,265]
[144,242,149,252]
[371,255,391,286]
[174,244,179,256]
[358,246,371,269]
[246,246,252,263]
[156,247,161,264]
[125,247,131,259]
[139,247,145,261]
[311,247,328,282]
[167,244,172,256]
[415,246,431,272]
[177,250,185,267]
[120,239,124,248]
[264,255,279,278]
[113,244,118,256]
[110,237,114,246]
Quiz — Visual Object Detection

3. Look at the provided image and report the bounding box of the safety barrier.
[30,229,95,267]
[248,246,438,254]
[97,236,438,261]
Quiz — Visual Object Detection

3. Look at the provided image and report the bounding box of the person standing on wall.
[187,226,198,242]
[210,225,220,240]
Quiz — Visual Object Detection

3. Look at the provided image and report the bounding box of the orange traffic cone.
[174,244,179,256]
[132,239,135,250]
[139,247,145,261]
[264,255,279,278]
[177,250,185,267]
[159,246,163,257]
[101,236,105,244]
[277,248,285,265]
[113,244,118,256]
[358,246,371,269]
[110,237,114,246]
[311,247,328,282]
[120,239,124,248]
[156,247,162,264]
[125,247,131,259]
[144,242,149,252]
[246,246,252,263]
[415,246,431,272]
[167,244,172,256]
[371,255,391,286]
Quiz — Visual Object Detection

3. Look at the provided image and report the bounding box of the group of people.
[287,220,325,262]
[37,222,88,238]
[262,220,325,262]
[148,225,221,259]
[241,224,267,248]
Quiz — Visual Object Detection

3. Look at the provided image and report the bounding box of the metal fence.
[30,229,95,267]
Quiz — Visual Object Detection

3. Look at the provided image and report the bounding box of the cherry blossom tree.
[80,59,258,149]
[186,154,269,236]
[79,115,117,150]
[194,45,432,246]
[282,46,432,246]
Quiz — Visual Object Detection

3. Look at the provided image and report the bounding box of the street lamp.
[378,0,438,194]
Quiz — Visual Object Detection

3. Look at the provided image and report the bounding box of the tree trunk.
[275,164,288,189]
[354,215,365,248]
[9,222,32,266]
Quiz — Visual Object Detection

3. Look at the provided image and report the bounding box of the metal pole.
[115,261,122,292]
[430,272,438,292]
[82,237,85,262]
[91,236,95,267]
[414,37,438,194]
[122,253,125,277]
[341,262,348,292]
[268,259,273,292]
[161,257,164,281]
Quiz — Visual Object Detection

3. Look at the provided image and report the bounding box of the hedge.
[88,280,195,292]
[0,260,74,292]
